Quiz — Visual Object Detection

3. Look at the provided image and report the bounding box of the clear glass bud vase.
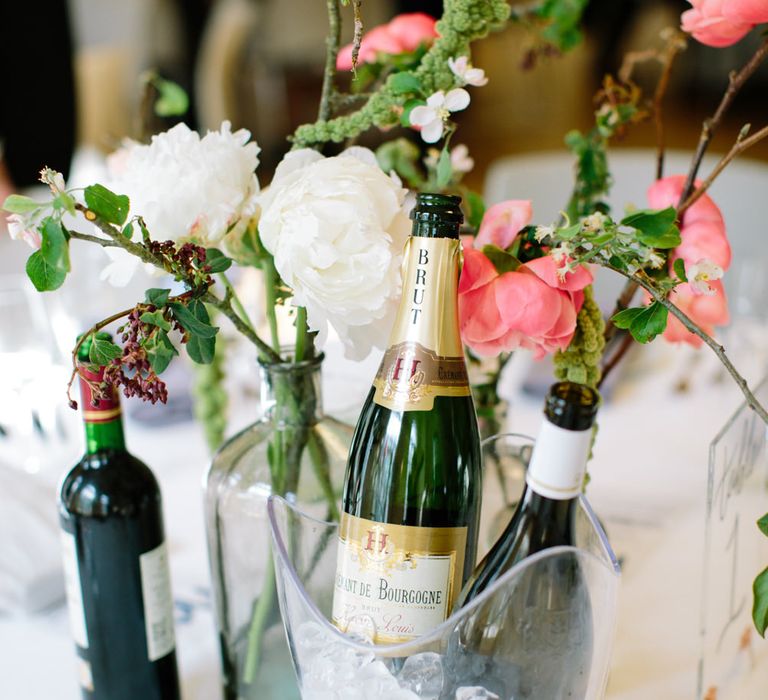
[204,353,353,700]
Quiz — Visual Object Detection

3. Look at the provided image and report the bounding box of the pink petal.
[524,255,593,292]
[386,12,438,51]
[459,245,499,293]
[475,200,532,250]
[723,0,768,24]
[673,219,732,270]
[494,270,561,337]
[681,6,753,47]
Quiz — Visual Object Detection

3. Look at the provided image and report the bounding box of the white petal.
[420,119,445,143]
[465,68,488,86]
[409,105,437,127]
[426,91,446,109]
[340,146,380,168]
[444,88,470,112]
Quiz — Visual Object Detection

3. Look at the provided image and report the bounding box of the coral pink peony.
[458,244,593,359]
[337,13,437,71]
[474,200,533,250]
[647,175,731,345]
[681,0,756,47]
[660,281,730,347]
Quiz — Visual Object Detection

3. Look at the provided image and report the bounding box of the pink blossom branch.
[605,264,768,424]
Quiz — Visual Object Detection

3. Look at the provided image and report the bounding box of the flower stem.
[262,259,282,356]
[218,272,255,334]
[295,306,308,362]
[319,0,341,123]
[242,555,277,685]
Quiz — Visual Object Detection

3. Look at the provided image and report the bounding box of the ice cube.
[297,621,332,652]
[455,687,501,700]
[396,652,444,698]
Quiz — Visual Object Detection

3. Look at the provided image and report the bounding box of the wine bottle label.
[60,530,89,649]
[78,366,121,423]
[139,542,176,661]
[373,237,469,412]
[332,513,467,643]
[526,421,592,500]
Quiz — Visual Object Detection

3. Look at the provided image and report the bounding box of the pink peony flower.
[337,12,437,71]
[474,200,533,250]
[647,175,731,345]
[660,280,730,347]
[681,0,755,47]
[458,244,593,359]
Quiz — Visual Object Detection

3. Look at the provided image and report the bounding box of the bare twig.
[679,38,768,206]
[598,330,634,389]
[319,0,342,122]
[604,279,640,345]
[351,0,363,74]
[618,49,657,83]
[605,265,768,424]
[678,123,768,215]
[652,31,686,180]
[68,230,121,248]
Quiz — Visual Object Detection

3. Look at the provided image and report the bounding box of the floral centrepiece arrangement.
[5,0,768,696]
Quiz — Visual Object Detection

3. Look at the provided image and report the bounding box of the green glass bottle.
[451,381,599,699]
[332,193,482,644]
[59,333,181,700]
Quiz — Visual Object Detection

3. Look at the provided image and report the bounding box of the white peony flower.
[409,89,471,143]
[107,121,260,248]
[259,147,410,360]
[448,56,488,87]
[687,258,723,295]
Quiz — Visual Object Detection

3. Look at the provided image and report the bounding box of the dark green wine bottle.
[59,333,181,700]
[450,381,599,699]
[332,193,482,644]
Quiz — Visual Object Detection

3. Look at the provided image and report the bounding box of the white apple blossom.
[534,225,555,243]
[448,56,488,87]
[409,89,471,143]
[424,144,474,174]
[687,258,723,295]
[582,212,608,232]
[39,167,66,194]
[107,121,260,248]
[6,213,41,249]
[259,147,410,360]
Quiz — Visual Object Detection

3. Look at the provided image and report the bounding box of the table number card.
[699,379,768,699]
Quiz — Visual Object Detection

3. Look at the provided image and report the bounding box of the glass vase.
[204,353,353,700]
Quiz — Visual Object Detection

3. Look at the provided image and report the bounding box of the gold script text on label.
[332,514,467,643]
[373,237,469,411]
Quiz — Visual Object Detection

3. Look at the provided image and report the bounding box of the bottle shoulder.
[60,450,161,519]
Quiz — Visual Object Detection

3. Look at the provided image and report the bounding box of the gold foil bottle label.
[331,513,467,643]
[373,237,469,411]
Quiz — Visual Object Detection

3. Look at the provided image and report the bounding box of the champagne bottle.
[59,333,181,700]
[449,381,599,699]
[332,193,482,644]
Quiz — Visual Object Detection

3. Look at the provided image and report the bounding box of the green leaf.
[628,302,669,344]
[144,331,177,374]
[753,567,768,638]
[673,257,687,282]
[138,218,151,243]
[464,190,485,230]
[389,71,422,95]
[84,184,130,225]
[53,192,76,216]
[122,222,134,240]
[758,513,768,537]
[482,245,521,274]
[140,310,171,332]
[25,250,66,291]
[611,307,645,330]
[170,300,218,338]
[145,288,171,307]
[436,147,452,188]
[186,333,216,364]
[153,78,189,117]
[88,335,122,366]
[558,223,582,240]
[401,98,425,127]
[205,248,232,273]
[40,217,70,273]
[621,207,680,248]
[3,194,44,213]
